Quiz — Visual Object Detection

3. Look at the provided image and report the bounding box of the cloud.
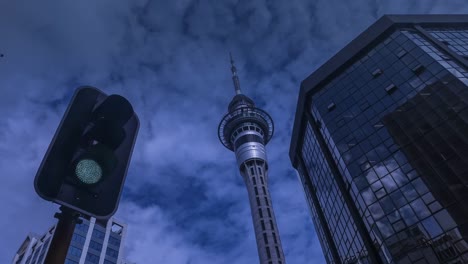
[117,201,227,264]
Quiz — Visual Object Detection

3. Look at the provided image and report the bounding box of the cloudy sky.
[2,0,468,263]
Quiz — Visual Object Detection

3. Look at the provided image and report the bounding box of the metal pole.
[44,206,81,264]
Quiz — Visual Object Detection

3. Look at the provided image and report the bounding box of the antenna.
[230,52,242,95]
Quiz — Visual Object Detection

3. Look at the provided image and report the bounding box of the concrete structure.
[13,217,132,264]
[290,15,468,263]
[218,54,286,264]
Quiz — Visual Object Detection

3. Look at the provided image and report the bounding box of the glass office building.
[290,15,468,264]
[12,217,130,264]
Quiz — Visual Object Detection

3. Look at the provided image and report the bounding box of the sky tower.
[218,54,286,264]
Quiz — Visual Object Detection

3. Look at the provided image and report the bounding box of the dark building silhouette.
[218,55,286,264]
[289,15,468,263]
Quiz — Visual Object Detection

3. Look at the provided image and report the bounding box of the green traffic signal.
[75,159,103,184]
[72,144,118,185]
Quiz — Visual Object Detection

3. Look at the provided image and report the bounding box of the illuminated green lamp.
[75,159,103,184]
[72,144,117,185]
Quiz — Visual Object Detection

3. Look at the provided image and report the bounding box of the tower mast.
[230,52,242,95]
[218,54,286,264]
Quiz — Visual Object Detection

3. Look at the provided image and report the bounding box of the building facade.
[13,217,130,264]
[218,55,286,263]
[289,15,468,264]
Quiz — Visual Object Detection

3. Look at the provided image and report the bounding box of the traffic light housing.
[34,86,139,219]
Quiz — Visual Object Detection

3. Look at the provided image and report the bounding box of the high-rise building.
[289,15,468,264]
[12,217,131,264]
[218,54,286,264]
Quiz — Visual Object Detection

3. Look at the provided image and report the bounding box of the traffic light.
[34,86,139,219]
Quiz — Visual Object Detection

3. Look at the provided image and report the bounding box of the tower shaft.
[240,159,285,264]
[232,125,285,263]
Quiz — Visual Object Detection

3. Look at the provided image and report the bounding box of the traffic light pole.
[44,206,81,264]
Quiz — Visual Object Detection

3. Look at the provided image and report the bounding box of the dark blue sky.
[1,1,468,263]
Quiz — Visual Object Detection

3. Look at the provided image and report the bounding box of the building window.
[106,247,119,258]
[75,223,89,233]
[385,84,397,94]
[108,236,121,248]
[92,229,105,240]
[89,240,103,251]
[372,68,383,77]
[31,245,41,263]
[266,247,271,259]
[397,49,407,58]
[67,246,82,257]
[16,253,24,263]
[412,64,425,74]
[37,252,46,264]
[86,252,100,264]
[71,233,86,245]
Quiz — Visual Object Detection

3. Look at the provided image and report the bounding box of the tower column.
[241,159,285,264]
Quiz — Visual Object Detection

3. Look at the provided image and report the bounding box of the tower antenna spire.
[230,52,242,95]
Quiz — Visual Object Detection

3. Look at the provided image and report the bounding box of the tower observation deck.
[218,54,286,264]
